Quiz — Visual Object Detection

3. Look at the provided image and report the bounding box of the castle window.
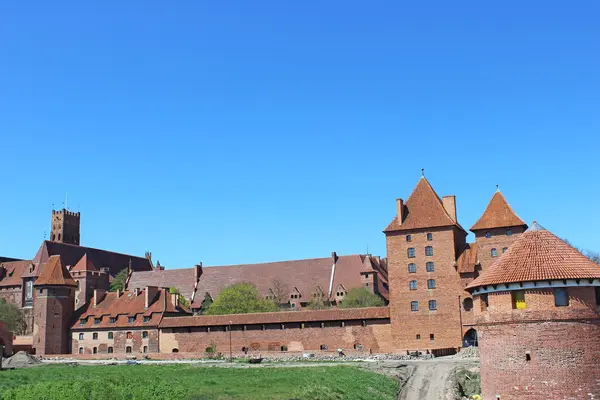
[554,288,569,307]
[143,346,148,353]
[426,262,434,272]
[144,316,150,323]
[79,333,84,340]
[485,232,491,239]
[58,233,61,241]
[430,334,435,340]
[409,280,417,290]
[92,333,98,340]
[416,334,421,340]
[172,348,179,353]
[108,332,113,339]
[408,263,417,273]
[94,317,101,325]
[406,234,412,242]
[491,248,497,257]
[320,345,328,350]
[428,300,437,310]
[502,247,508,253]
[80,318,87,325]
[128,316,136,323]
[427,279,436,289]
[425,246,434,256]
[463,298,473,311]
[126,346,132,353]
[93,347,97,354]
[427,233,433,241]
[78,347,83,354]
[410,301,419,312]
[506,229,513,236]
[142,331,149,339]
[480,294,489,311]
[109,317,116,324]
[512,290,526,309]
[127,332,133,339]
[108,347,113,354]
[407,248,416,258]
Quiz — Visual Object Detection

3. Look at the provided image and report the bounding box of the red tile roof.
[470,191,527,231]
[70,253,98,273]
[457,243,478,273]
[467,222,600,288]
[384,177,465,233]
[73,288,191,329]
[128,254,387,308]
[0,260,33,287]
[34,256,77,287]
[159,307,390,328]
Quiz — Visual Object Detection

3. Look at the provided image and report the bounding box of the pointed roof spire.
[35,255,77,286]
[71,253,98,273]
[384,177,465,232]
[470,190,527,231]
[421,168,425,177]
[467,222,600,288]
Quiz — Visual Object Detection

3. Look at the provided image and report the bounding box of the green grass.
[0,364,399,400]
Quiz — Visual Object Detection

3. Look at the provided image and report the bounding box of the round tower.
[466,222,600,400]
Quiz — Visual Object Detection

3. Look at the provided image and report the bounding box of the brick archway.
[463,328,478,347]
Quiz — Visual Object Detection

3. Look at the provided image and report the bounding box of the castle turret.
[33,255,77,355]
[70,253,109,310]
[51,208,80,245]
[466,222,600,399]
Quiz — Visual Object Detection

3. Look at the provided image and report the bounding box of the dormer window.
[128,316,136,323]
[109,317,116,324]
[144,316,151,323]
[94,317,102,325]
[79,318,87,325]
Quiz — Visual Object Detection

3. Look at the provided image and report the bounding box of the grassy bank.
[0,364,399,400]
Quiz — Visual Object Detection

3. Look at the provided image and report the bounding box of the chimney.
[442,195,457,223]
[93,289,106,307]
[0,265,5,280]
[170,290,179,308]
[116,289,121,298]
[194,262,203,281]
[133,288,140,296]
[396,198,404,224]
[145,286,160,308]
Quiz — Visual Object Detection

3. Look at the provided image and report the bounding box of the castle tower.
[33,255,77,355]
[384,176,467,351]
[50,208,80,245]
[470,189,527,271]
[466,222,600,399]
[71,254,109,310]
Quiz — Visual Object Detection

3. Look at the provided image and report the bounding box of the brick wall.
[0,321,13,356]
[473,287,600,399]
[33,286,74,355]
[72,328,159,354]
[386,226,467,351]
[474,226,525,272]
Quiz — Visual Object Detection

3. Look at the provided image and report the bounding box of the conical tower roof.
[467,222,600,289]
[384,177,464,232]
[470,190,526,231]
[71,253,98,273]
[35,255,77,287]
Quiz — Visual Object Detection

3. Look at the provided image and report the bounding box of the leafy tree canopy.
[204,282,278,315]
[339,287,385,309]
[0,298,27,334]
[109,268,128,292]
[168,287,190,309]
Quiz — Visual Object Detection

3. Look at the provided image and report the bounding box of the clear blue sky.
[1,1,599,267]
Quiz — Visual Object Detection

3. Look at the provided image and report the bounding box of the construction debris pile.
[2,351,42,369]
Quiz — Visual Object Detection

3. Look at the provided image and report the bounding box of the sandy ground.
[397,359,475,400]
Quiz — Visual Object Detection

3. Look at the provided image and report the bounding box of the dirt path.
[397,360,472,400]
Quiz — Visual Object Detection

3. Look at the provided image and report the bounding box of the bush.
[338,288,385,308]
[204,283,278,315]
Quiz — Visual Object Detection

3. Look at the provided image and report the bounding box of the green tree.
[168,287,190,308]
[0,298,27,334]
[204,282,278,315]
[195,292,213,315]
[109,268,128,292]
[338,287,385,309]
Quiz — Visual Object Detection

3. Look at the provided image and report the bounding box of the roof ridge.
[44,240,148,261]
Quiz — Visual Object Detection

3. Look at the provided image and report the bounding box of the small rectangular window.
[410,301,419,312]
[480,293,489,311]
[406,234,412,242]
[79,333,84,340]
[407,248,416,258]
[512,291,526,309]
[108,332,113,339]
[430,334,435,340]
[109,317,116,324]
[426,262,435,272]
[506,229,513,236]
[426,233,433,241]
[408,263,417,273]
[409,280,417,290]
[142,331,149,339]
[427,279,436,289]
[491,248,498,257]
[416,334,421,340]
[425,246,434,256]
[554,288,569,307]
[108,347,113,354]
[502,247,508,253]
[94,317,101,325]
[429,300,437,310]
[128,316,136,323]
[144,316,151,323]
[79,318,87,325]
[92,332,98,340]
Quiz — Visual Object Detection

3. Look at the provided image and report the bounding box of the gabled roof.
[0,260,33,287]
[384,177,464,233]
[467,222,600,289]
[71,253,98,273]
[457,243,478,274]
[34,255,77,287]
[470,191,527,231]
